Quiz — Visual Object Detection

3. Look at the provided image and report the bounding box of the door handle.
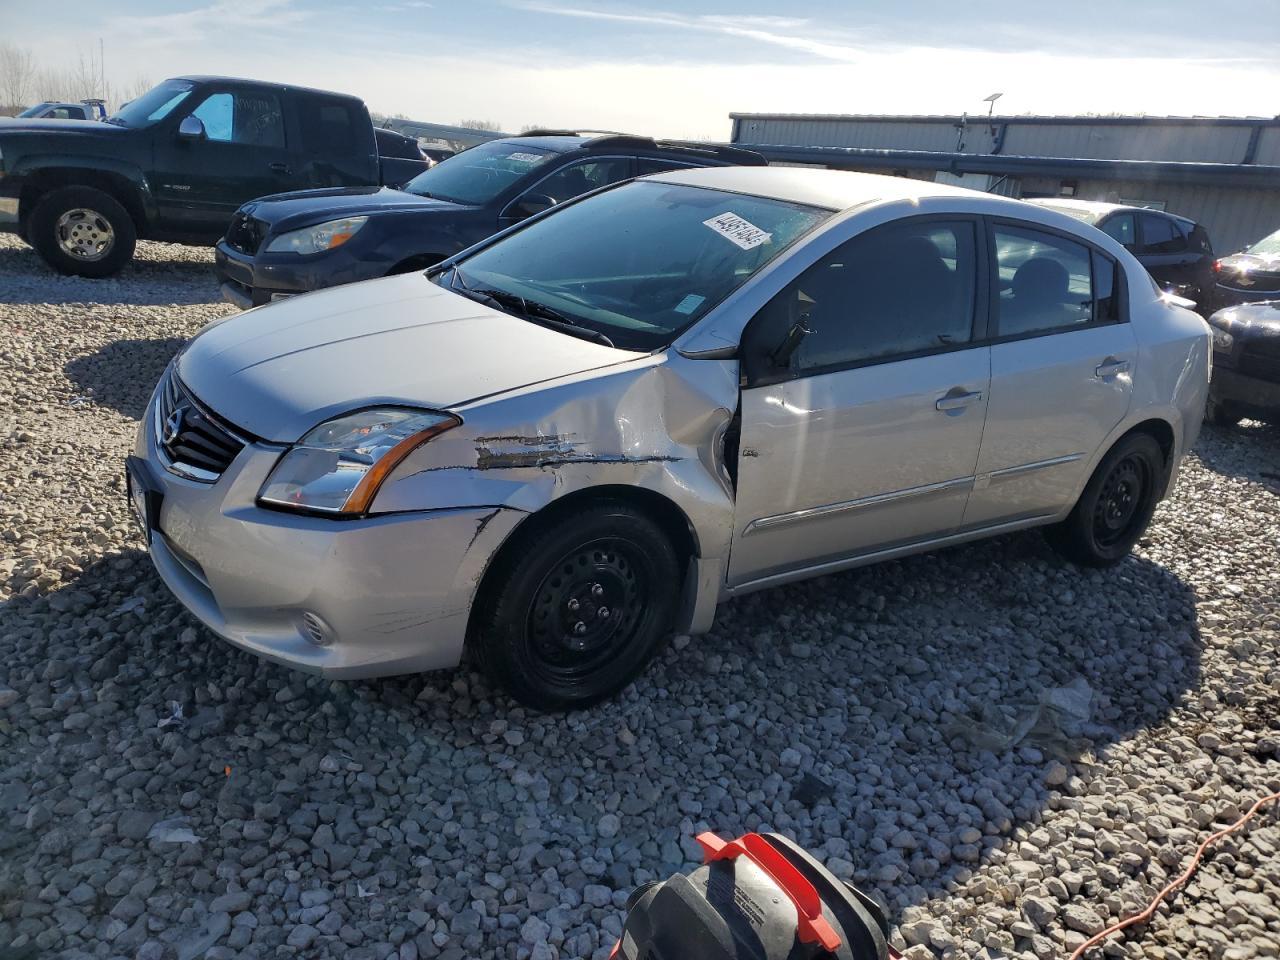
[935,389,984,412]
[268,161,292,174]
[1095,357,1131,378]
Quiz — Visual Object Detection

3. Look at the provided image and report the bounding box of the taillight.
[1212,259,1223,273]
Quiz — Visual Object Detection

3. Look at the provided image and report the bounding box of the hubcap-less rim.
[1093,455,1145,547]
[527,538,645,684]
[55,208,115,261]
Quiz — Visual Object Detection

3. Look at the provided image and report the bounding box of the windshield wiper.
[450,268,615,348]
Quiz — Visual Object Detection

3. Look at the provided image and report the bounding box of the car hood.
[241,186,465,232]
[177,272,640,442]
[1219,250,1280,272]
[0,118,119,134]
[1209,299,1280,334]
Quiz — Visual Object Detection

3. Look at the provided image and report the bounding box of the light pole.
[984,92,1003,137]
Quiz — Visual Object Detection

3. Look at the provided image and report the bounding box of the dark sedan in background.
[1210,225,1280,312]
[1030,199,1215,308]
[214,132,765,307]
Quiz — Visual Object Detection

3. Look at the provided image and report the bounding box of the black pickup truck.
[0,76,429,277]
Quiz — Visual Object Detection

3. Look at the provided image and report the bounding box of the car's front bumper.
[1210,365,1280,418]
[131,382,523,678]
[1211,283,1280,312]
[214,238,387,310]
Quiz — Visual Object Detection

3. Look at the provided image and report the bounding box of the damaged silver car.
[128,167,1210,709]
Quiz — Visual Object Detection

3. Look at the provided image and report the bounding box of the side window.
[298,97,366,157]
[994,224,1094,336]
[1139,214,1186,254]
[754,219,978,373]
[51,107,76,120]
[1099,213,1135,248]
[530,158,632,205]
[190,91,285,147]
[637,157,695,175]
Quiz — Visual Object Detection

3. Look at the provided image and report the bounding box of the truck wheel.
[469,502,680,711]
[29,186,137,278]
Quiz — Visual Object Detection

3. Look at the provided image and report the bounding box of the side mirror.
[178,116,206,140]
[512,193,556,220]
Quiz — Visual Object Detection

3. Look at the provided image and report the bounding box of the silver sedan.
[128,166,1210,709]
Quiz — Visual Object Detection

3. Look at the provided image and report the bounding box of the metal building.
[730,113,1280,253]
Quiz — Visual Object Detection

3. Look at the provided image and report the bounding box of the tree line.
[0,42,153,116]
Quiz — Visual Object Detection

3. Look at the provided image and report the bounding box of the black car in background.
[213,132,766,308]
[1205,300,1280,426]
[1030,199,1215,308]
[374,127,430,188]
[1210,225,1280,312]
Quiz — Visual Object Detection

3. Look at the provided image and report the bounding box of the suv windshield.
[401,140,557,205]
[439,180,832,351]
[108,80,195,128]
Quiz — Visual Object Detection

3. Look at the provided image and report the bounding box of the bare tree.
[0,42,37,112]
[457,118,503,132]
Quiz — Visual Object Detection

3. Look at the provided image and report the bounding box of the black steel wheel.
[1046,432,1164,567]
[470,502,681,710]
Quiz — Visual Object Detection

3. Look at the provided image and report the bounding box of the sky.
[2,0,1279,139]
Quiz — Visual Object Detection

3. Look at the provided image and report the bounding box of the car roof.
[645,165,1007,211]
[1030,197,1197,227]
[488,133,764,165]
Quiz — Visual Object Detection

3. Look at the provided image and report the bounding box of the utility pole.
[100,38,105,99]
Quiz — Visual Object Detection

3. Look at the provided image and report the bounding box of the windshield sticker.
[703,212,772,250]
[674,294,706,315]
[507,152,544,164]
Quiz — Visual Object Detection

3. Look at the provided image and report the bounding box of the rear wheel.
[470,502,680,711]
[1045,433,1164,567]
[29,186,136,278]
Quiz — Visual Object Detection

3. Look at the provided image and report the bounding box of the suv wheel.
[30,186,137,278]
[470,502,680,711]
[1045,433,1164,567]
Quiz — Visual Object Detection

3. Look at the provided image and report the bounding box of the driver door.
[498,157,634,227]
[729,216,992,587]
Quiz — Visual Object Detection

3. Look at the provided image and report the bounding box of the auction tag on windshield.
[703,212,772,250]
[507,152,544,163]
[674,294,705,314]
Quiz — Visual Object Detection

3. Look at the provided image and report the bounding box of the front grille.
[225,212,266,255]
[155,371,247,482]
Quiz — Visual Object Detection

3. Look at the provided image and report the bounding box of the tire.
[1205,393,1243,428]
[29,186,137,278]
[1045,433,1164,568]
[470,502,681,711]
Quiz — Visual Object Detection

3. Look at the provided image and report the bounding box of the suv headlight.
[1211,326,1234,351]
[265,216,368,255]
[259,408,459,515]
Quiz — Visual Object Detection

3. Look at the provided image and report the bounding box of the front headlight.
[1211,326,1234,351]
[265,216,368,255]
[259,408,459,515]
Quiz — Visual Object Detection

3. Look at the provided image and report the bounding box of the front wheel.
[1045,433,1164,567]
[470,502,681,711]
[1206,393,1243,427]
[29,186,137,278]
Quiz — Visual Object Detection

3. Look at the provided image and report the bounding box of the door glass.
[1139,214,1185,254]
[754,219,978,371]
[994,225,1095,336]
[190,92,285,147]
[1100,213,1135,247]
[529,158,632,204]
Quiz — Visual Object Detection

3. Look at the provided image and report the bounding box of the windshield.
[439,180,832,351]
[401,140,558,205]
[16,103,52,118]
[108,80,194,128]
[1248,228,1280,257]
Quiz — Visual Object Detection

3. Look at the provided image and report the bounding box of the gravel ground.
[1,232,1278,960]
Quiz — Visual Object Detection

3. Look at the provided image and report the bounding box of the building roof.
[729,112,1280,128]
[648,164,991,211]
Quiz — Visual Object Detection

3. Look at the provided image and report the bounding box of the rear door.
[729,216,991,587]
[289,93,379,189]
[1137,212,1197,296]
[963,219,1135,528]
[152,86,293,235]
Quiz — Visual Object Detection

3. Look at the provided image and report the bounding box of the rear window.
[298,96,370,158]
